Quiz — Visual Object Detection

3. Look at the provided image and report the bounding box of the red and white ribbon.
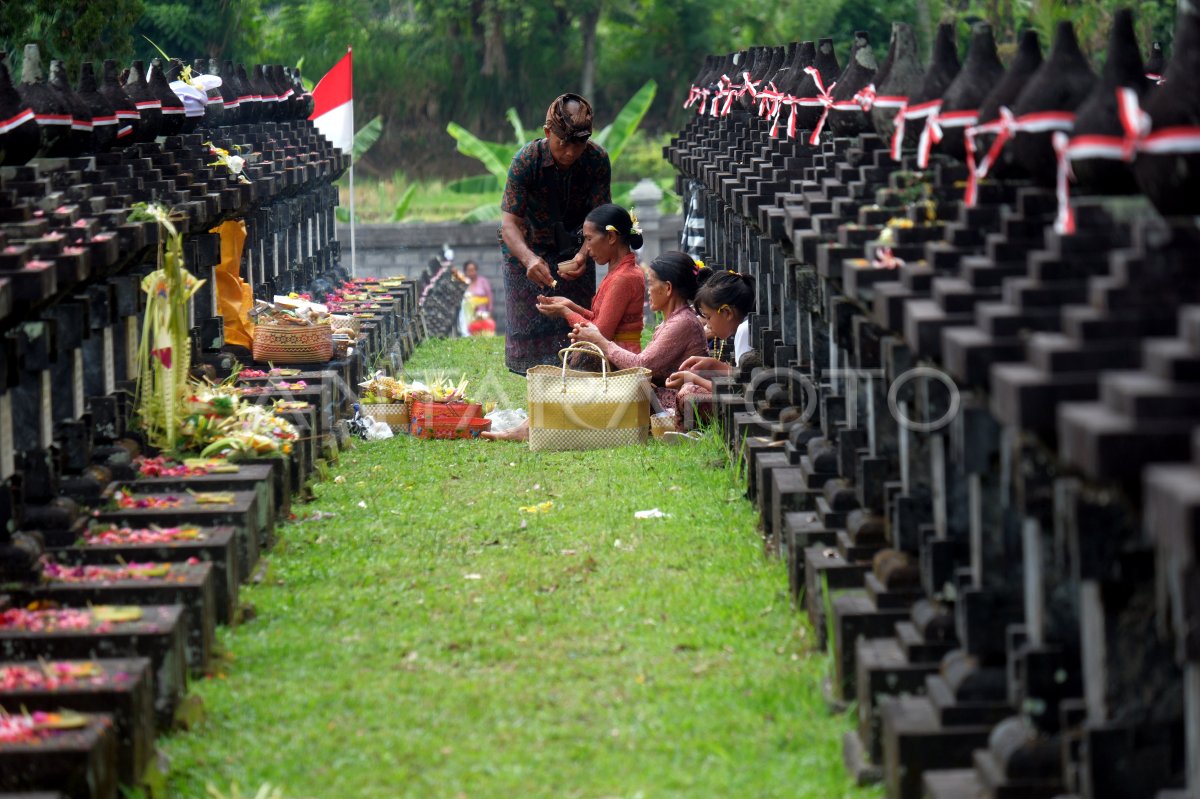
[768,95,800,139]
[712,75,731,117]
[963,108,1075,206]
[853,84,907,113]
[873,246,905,269]
[796,66,861,144]
[114,109,138,139]
[739,71,761,100]
[70,117,93,132]
[1145,73,1165,86]
[684,85,700,109]
[757,83,782,119]
[133,99,162,112]
[720,74,742,116]
[892,99,938,161]
[918,107,977,168]
[0,108,34,135]
[1052,88,1200,233]
[34,112,72,126]
[1062,89,1148,163]
[1138,127,1200,155]
[1051,131,1075,234]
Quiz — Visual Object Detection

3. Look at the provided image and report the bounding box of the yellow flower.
[519,501,554,514]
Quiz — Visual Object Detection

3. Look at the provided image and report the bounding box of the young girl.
[664,269,756,427]
[535,204,645,355]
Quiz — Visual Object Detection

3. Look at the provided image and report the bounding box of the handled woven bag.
[526,342,652,452]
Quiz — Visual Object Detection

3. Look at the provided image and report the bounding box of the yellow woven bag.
[526,342,652,452]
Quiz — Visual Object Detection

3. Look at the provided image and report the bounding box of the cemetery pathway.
[162,337,878,799]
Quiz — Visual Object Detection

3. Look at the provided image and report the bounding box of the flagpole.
[349,160,357,277]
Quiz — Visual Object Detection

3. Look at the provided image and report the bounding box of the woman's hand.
[666,370,713,392]
[678,356,729,374]
[557,251,589,281]
[525,256,555,288]
[664,371,692,390]
[569,322,604,346]
[536,295,569,318]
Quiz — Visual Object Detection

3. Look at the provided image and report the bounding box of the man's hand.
[525,257,555,288]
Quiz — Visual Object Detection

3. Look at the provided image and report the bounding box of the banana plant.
[335,116,387,222]
[445,80,657,223]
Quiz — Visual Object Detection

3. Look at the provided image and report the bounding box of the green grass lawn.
[162,336,881,799]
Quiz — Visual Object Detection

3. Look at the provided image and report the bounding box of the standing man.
[498,93,611,374]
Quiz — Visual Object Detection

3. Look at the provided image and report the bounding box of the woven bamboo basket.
[360,402,410,431]
[252,323,333,364]
[331,314,361,334]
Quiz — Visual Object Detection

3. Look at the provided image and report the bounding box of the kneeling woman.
[483,206,645,442]
[534,204,645,353]
[664,270,756,427]
[569,251,708,414]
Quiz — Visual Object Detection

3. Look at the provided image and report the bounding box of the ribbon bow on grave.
[1051,88,1200,234]
[796,66,863,145]
[962,107,1076,207]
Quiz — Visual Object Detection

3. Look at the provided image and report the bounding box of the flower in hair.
[605,225,618,233]
[628,207,642,235]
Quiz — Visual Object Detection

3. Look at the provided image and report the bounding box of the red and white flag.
[310,48,353,155]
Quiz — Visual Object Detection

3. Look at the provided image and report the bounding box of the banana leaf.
[460,202,504,223]
[392,185,417,221]
[506,107,527,145]
[610,180,634,207]
[446,122,510,179]
[593,80,656,164]
[446,174,505,195]
[353,115,384,161]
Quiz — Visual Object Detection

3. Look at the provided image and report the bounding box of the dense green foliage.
[1,1,146,74]
[1,0,1178,176]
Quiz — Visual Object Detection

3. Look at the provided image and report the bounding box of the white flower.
[227,155,246,174]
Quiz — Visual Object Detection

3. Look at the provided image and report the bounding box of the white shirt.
[734,318,751,366]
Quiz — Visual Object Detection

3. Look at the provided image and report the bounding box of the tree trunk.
[481,0,507,79]
[581,7,599,99]
[916,0,933,60]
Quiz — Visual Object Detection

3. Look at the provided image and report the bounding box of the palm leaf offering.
[130,203,205,453]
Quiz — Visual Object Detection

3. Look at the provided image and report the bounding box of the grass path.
[163,337,880,799]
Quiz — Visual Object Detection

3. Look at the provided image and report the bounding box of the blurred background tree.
[0,0,1178,186]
